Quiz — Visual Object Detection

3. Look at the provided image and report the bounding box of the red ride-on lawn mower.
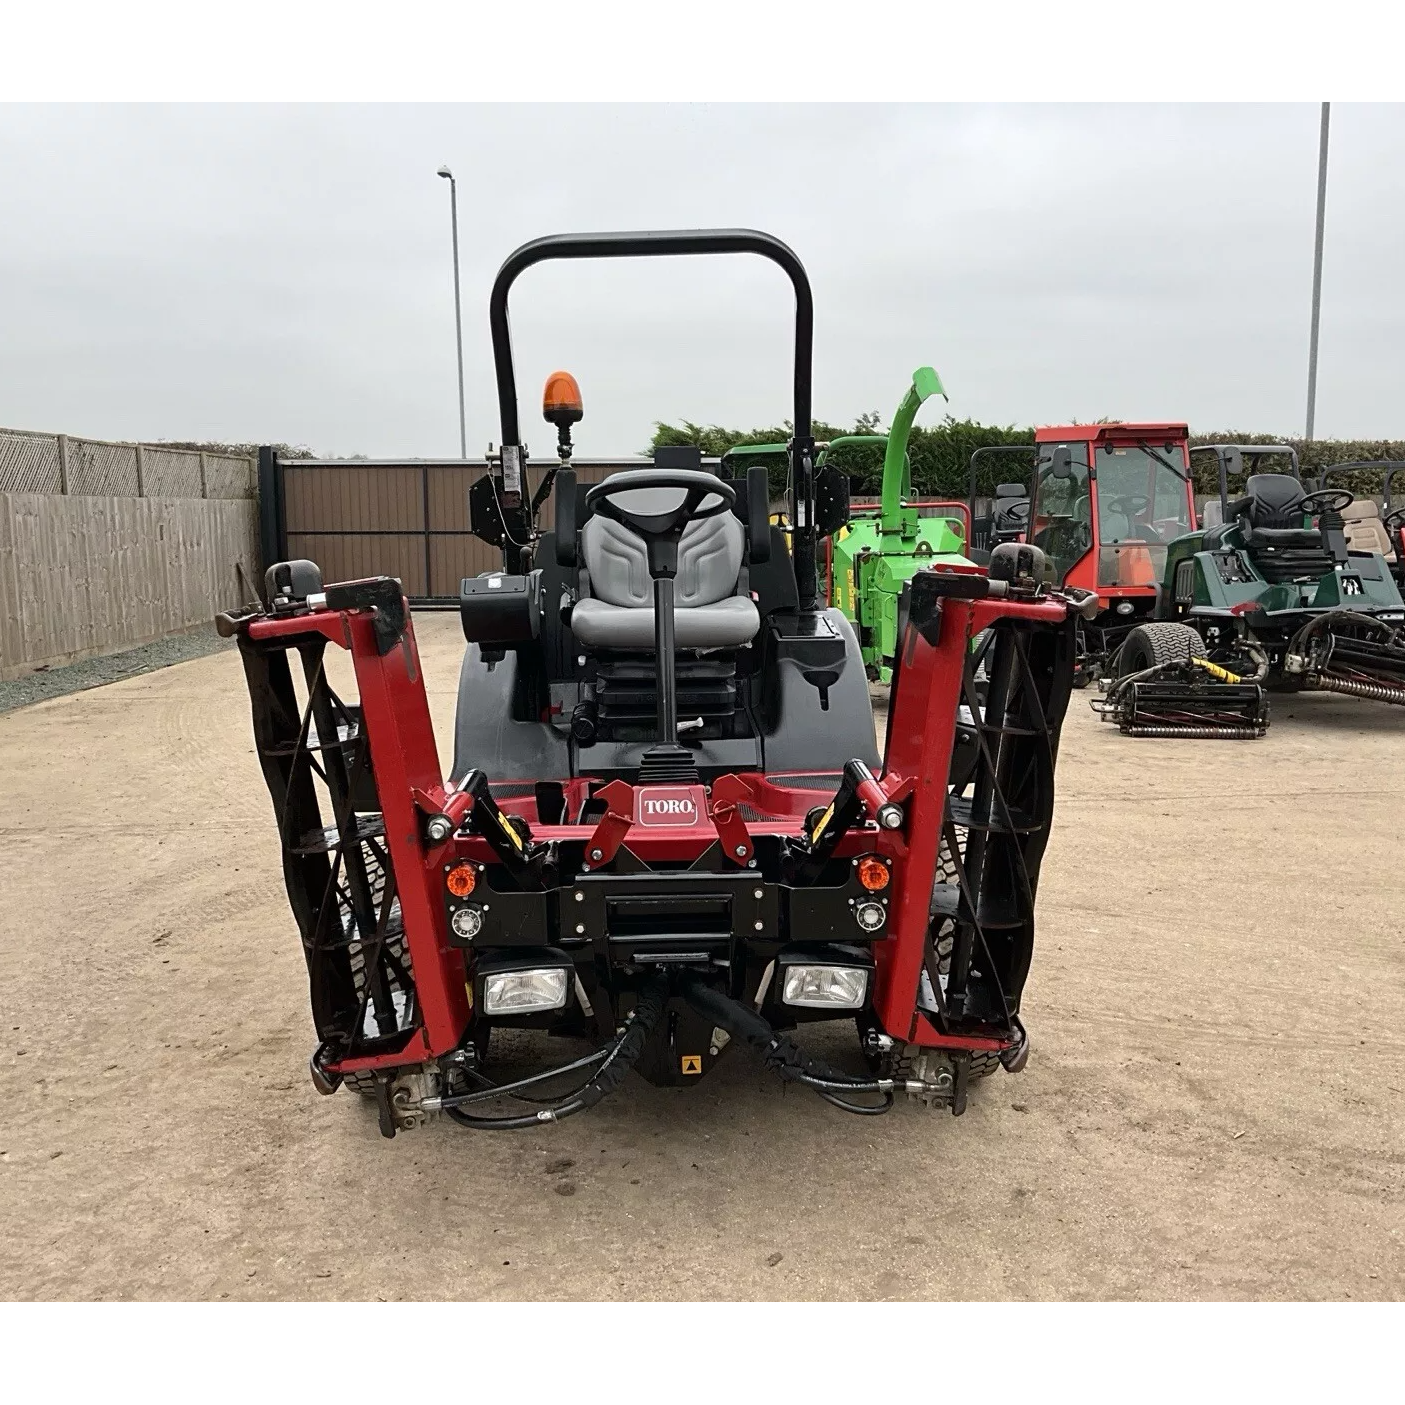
[225,230,1085,1137]
[1026,424,1197,686]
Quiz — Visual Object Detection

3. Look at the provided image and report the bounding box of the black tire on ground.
[1117,621,1203,677]
[968,1049,1003,1079]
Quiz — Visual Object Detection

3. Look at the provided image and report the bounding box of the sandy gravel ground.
[1,613,1402,1300]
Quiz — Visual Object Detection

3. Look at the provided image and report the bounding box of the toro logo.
[636,787,700,827]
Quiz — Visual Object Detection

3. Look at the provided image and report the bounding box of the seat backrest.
[1241,474,1306,530]
[1198,497,1223,529]
[582,509,744,608]
[992,495,1028,530]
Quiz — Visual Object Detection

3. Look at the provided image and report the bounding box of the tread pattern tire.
[1117,621,1202,677]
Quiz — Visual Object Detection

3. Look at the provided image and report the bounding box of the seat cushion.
[572,595,760,650]
[1248,526,1324,549]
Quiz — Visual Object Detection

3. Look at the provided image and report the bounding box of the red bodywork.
[1031,422,1195,607]
[247,571,1066,1077]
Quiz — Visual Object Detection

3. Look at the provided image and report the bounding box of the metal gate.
[258,450,649,606]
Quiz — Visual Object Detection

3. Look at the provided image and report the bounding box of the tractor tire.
[968,1049,1003,1080]
[1117,621,1203,676]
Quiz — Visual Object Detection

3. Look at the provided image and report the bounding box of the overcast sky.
[2,103,1402,457]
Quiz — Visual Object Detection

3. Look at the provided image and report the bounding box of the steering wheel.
[1108,492,1151,516]
[1000,499,1030,524]
[1382,504,1405,531]
[1298,487,1354,515]
[585,469,736,578]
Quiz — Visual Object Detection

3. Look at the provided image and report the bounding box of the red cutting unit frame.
[246,569,1067,1079]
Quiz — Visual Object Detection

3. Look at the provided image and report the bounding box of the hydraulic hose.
[680,977,894,1114]
[442,980,667,1130]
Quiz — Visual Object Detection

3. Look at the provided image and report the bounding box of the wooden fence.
[0,493,259,681]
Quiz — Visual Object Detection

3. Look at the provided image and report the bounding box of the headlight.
[482,967,568,1015]
[1115,600,1135,616]
[781,964,869,1010]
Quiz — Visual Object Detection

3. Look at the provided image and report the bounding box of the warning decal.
[681,1055,703,1075]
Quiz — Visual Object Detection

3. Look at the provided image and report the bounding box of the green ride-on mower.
[1094,443,1405,736]
[225,229,1090,1136]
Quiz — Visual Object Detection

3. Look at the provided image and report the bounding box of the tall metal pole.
[1305,102,1330,442]
[438,166,468,458]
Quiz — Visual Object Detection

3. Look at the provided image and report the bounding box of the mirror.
[1048,446,1073,480]
[1224,448,1245,478]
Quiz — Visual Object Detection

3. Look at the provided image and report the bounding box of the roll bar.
[488,228,821,606]
[1320,460,1405,509]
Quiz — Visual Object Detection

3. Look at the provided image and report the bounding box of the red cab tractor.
[227,229,1087,1137]
[1013,423,1198,684]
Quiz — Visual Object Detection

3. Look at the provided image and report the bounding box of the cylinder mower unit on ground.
[225,229,1087,1137]
[1092,443,1405,737]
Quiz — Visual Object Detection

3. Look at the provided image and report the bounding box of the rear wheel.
[1117,621,1203,676]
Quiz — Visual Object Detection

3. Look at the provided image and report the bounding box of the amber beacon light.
[542,371,583,427]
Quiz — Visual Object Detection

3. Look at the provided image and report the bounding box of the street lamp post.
[437,165,467,459]
[1305,103,1330,442]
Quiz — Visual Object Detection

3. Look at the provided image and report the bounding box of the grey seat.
[571,488,761,650]
[1342,499,1396,561]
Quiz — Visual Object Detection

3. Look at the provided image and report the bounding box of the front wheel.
[1117,621,1203,676]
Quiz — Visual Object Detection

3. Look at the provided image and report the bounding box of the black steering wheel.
[585,469,736,578]
[1382,504,1405,531]
[1000,499,1030,524]
[1108,492,1151,516]
[1298,487,1354,516]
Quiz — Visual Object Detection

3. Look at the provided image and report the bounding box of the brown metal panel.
[426,465,475,533]
[430,533,501,594]
[283,466,425,533]
[278,458,650,605]
[287,532,427,597]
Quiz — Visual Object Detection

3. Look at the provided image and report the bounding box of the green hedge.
[652,419,1405,501]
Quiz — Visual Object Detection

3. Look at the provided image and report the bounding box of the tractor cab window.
[1093,443,1192,590]
[1031,442,1092,583]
